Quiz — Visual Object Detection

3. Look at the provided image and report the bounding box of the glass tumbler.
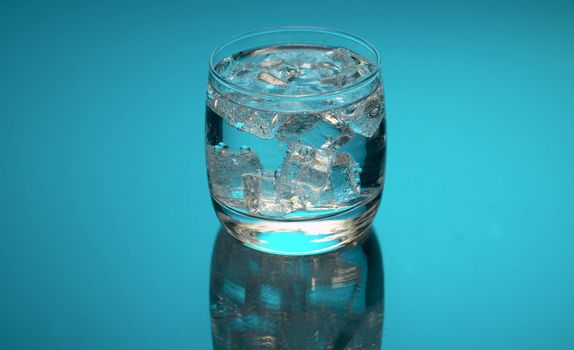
[205,27,386,255]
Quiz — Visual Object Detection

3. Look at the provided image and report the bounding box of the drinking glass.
[205,27,386,255]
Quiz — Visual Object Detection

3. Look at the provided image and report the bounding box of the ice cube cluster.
[214,46,375,96]
[207,45,384,218]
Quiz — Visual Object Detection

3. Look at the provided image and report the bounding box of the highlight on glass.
[205,27,386,254]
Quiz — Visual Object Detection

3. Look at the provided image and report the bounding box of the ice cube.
[207,143,263,203]
[213,45,376,97]
[276,114,325,148]
[258,72,288,86]
[258,55,299,83]
[327,47,360,73]
[230,108,284,140]
[214,56,233,74]
[318,61,340,73]
[333,152,362,193]
[277,143,335,206]
[288,52,316,70]
[276,114,318,141]
[319,112,356,150]
[337,87,384,138]
[276,113,355,149]
[320,75,348,87]
[329,47,356,64]
[319,152,362,206]
[259,59,283,68]
[207,88,286,140]
[299,62,316,70]
[217,59,257,86]
[242,170,303,217]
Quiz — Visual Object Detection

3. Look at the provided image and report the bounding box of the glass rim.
[208,26,381,100]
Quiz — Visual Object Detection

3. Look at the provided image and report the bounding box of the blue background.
[1,0,573,349]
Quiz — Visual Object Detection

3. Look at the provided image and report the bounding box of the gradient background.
[1,0,573,349]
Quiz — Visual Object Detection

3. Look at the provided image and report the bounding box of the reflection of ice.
[207,143,263,203]
[210,227,383,349]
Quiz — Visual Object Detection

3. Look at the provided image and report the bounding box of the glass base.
[212,193,381,255]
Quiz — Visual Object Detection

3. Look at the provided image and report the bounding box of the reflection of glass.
[210,226,384,349]
[206,27,386,254]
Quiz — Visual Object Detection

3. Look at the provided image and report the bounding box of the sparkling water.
[206,43,386,253]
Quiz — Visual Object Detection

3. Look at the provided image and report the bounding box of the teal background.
[1,0,573,349]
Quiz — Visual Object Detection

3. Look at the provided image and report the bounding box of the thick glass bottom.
[212,193,381,255]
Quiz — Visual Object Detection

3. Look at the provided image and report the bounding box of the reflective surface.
[2,0,574,349]
[210,227,383,349]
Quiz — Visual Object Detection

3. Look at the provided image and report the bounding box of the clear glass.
[205,27,386,254]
